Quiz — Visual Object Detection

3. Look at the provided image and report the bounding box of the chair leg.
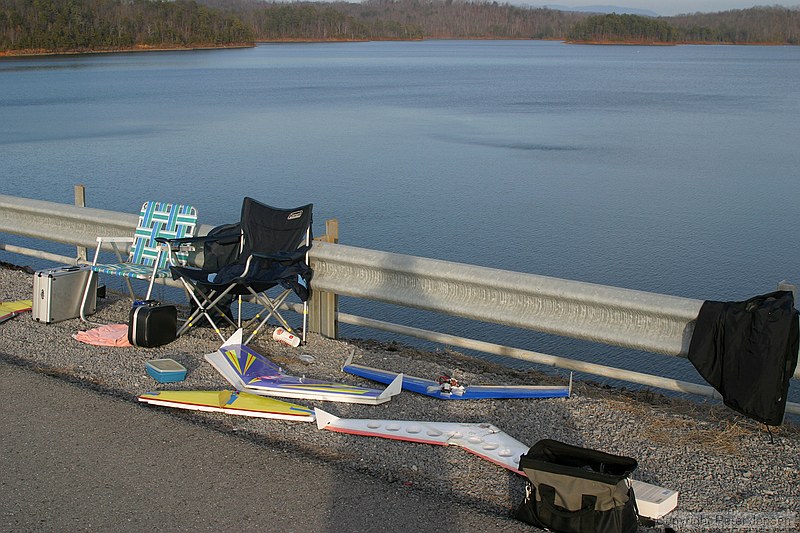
[145,246,165,301]
[79,270,97,323]
[144,272,157,301]
[80,240,106,324]
[176,280,238,341]
[175,279,206,336]
[123,277,136,301]
[242,288,293,345]
[104,240,137,301]
[199,290,239,340]
[301,300,308,344]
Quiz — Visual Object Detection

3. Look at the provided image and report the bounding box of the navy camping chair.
[167,197,313,344]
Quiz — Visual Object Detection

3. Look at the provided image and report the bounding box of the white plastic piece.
[630,479,678,519]
[314,408,529,472]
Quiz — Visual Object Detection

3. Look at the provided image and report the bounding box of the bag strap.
[538,484,597,517]
[625,482,655,528]
[514,482,546,528]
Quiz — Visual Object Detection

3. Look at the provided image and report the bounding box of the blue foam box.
[145,358,187,383]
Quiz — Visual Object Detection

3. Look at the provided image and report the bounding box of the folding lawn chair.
[79,201,197,321]
[169,197,313,344]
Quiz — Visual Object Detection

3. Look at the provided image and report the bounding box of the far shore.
[0,42,255,58]
[566,39,790,46]
[1,37,796,58]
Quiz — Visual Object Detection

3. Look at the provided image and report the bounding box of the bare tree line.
[0,0,252,52]
[2,0,799,55]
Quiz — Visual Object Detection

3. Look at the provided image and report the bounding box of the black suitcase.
[128,301,177,348]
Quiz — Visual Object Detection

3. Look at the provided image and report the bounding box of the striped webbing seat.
[91,201,197,290]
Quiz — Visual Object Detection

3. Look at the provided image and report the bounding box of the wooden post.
[74,185,87,263]
[325,219,339,243]
[309,219,339,338]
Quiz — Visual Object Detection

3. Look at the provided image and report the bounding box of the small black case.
[128,301,177,348]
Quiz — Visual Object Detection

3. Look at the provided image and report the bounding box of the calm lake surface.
[2,41,799,397]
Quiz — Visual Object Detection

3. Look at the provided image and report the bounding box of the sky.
[536,1,799,16]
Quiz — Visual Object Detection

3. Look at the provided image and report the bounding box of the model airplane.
[315,408,530,472]
[138,389,315,421]
[206,330,403,405]
[342,352,572,400]
[0,300,32,324]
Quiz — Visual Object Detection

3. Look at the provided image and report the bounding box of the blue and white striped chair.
[80,201,197,321]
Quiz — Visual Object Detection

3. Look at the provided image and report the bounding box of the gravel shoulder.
[1,263,798,530]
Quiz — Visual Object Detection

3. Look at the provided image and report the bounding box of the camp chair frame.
[174,253,302,343]
[170,198,312,345]
[79,201,197,322]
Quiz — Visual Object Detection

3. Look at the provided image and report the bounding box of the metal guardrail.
[0,194,215,251]
[310,241,703,357]
[1,193,798,415]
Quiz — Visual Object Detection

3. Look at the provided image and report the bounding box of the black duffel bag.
[515,439,639,533]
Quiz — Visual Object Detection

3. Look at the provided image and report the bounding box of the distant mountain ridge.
[543,4,660,16]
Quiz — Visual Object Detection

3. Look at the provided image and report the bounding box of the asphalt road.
[0,360,528,532]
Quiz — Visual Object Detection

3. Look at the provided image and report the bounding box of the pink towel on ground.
[73,324,132,347]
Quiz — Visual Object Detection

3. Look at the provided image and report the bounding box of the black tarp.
[688,290,799,426]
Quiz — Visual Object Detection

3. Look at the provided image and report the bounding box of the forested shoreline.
[1,0,799,56]
[0,0,253,55]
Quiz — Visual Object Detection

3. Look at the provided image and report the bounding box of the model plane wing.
[0,300,32,324]
[137,389,315,421]
[315,408,529,473]
[342,352,571,400]
[205,330,402,405]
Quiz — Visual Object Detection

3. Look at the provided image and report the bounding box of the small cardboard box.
[145,359,187,383]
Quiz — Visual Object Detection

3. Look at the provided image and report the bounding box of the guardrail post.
[309,219,339,338]
[74,185,87,262]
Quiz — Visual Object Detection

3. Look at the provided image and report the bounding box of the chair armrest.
[96,236,134,243]
[92,236,134,265]
[155,237,197,267]
[157,233,240,247]
[156,235,200,246]
[155,237,194,251]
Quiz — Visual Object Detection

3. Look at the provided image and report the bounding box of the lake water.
[2,41,799,399]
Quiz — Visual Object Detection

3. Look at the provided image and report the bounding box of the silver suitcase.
[32,265,97,324]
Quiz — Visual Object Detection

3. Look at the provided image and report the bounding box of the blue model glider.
[342,352,571,400]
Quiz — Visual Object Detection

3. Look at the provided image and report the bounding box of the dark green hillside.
[2,0,799,55]
[668,6,800,44]
[198,0,586,41]
[201,1,800,45]
[568,13,678,43]
[0,0,253,54]
[567,7,800,45]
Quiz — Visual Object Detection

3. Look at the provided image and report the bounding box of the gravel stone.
[1,264,798,530]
